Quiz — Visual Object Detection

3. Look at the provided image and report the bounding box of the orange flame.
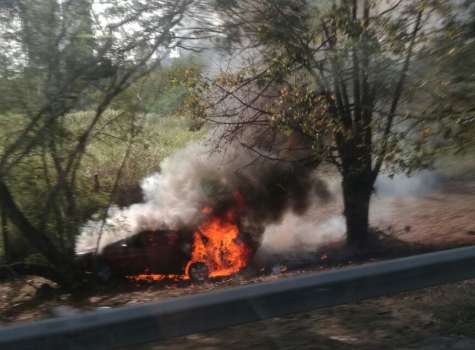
[129,193,250,282]
[185,208,250,278]
[201,206,213,215]
[128,274,186,282]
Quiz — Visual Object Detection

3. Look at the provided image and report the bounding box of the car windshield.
[0,1,474,349]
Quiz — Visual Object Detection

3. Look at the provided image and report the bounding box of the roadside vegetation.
[0,0,473,291]
[0,0,207,286]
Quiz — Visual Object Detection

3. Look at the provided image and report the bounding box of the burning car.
[77,205,255,283]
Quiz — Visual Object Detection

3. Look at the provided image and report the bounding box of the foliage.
[201,0,455,247]
[0,0,209,285]
[416,0,475,155]
[0,52,207,261]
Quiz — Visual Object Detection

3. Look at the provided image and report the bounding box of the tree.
[0,0,205,286]
[203,0,448,249]
[418,0,475,155]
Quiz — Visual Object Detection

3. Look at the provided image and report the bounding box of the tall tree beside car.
[202,0,454,249]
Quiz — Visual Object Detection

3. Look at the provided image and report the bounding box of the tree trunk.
[342,171,373,250]
[0,179,78,287]
[1,203,11,262]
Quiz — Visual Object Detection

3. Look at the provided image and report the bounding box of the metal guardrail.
[1,245,475,350]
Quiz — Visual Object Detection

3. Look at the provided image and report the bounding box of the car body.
[77,227,257,282]
[77,229,193,280]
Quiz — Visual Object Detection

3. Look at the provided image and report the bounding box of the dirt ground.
[1,179,475,349]
[370,180,475,248]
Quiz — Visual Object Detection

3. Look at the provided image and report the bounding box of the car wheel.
[188,262,209,283]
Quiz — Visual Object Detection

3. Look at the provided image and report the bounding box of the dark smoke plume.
[76,130,329,254]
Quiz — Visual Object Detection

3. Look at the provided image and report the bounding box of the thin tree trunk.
[0,179,77,287]
[1,203,11,262]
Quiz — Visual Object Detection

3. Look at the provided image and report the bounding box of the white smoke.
[374,170,440,197]
[76,126,441,259]
[258,170,441,257]
[76,142,230,254]
[259,210,345,255]
[75,136,323,255]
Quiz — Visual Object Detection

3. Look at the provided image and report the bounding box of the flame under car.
[98,229,193,281]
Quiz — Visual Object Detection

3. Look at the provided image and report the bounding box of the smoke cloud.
[257,170,442,258]
[75,136,329,255]
[76,121,442,261]
[374,170,440,197]
[258,209,345,256]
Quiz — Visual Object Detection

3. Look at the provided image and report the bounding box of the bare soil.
[370,180,475,248]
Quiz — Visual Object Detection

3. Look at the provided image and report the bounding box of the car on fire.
[76,226,256,283]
